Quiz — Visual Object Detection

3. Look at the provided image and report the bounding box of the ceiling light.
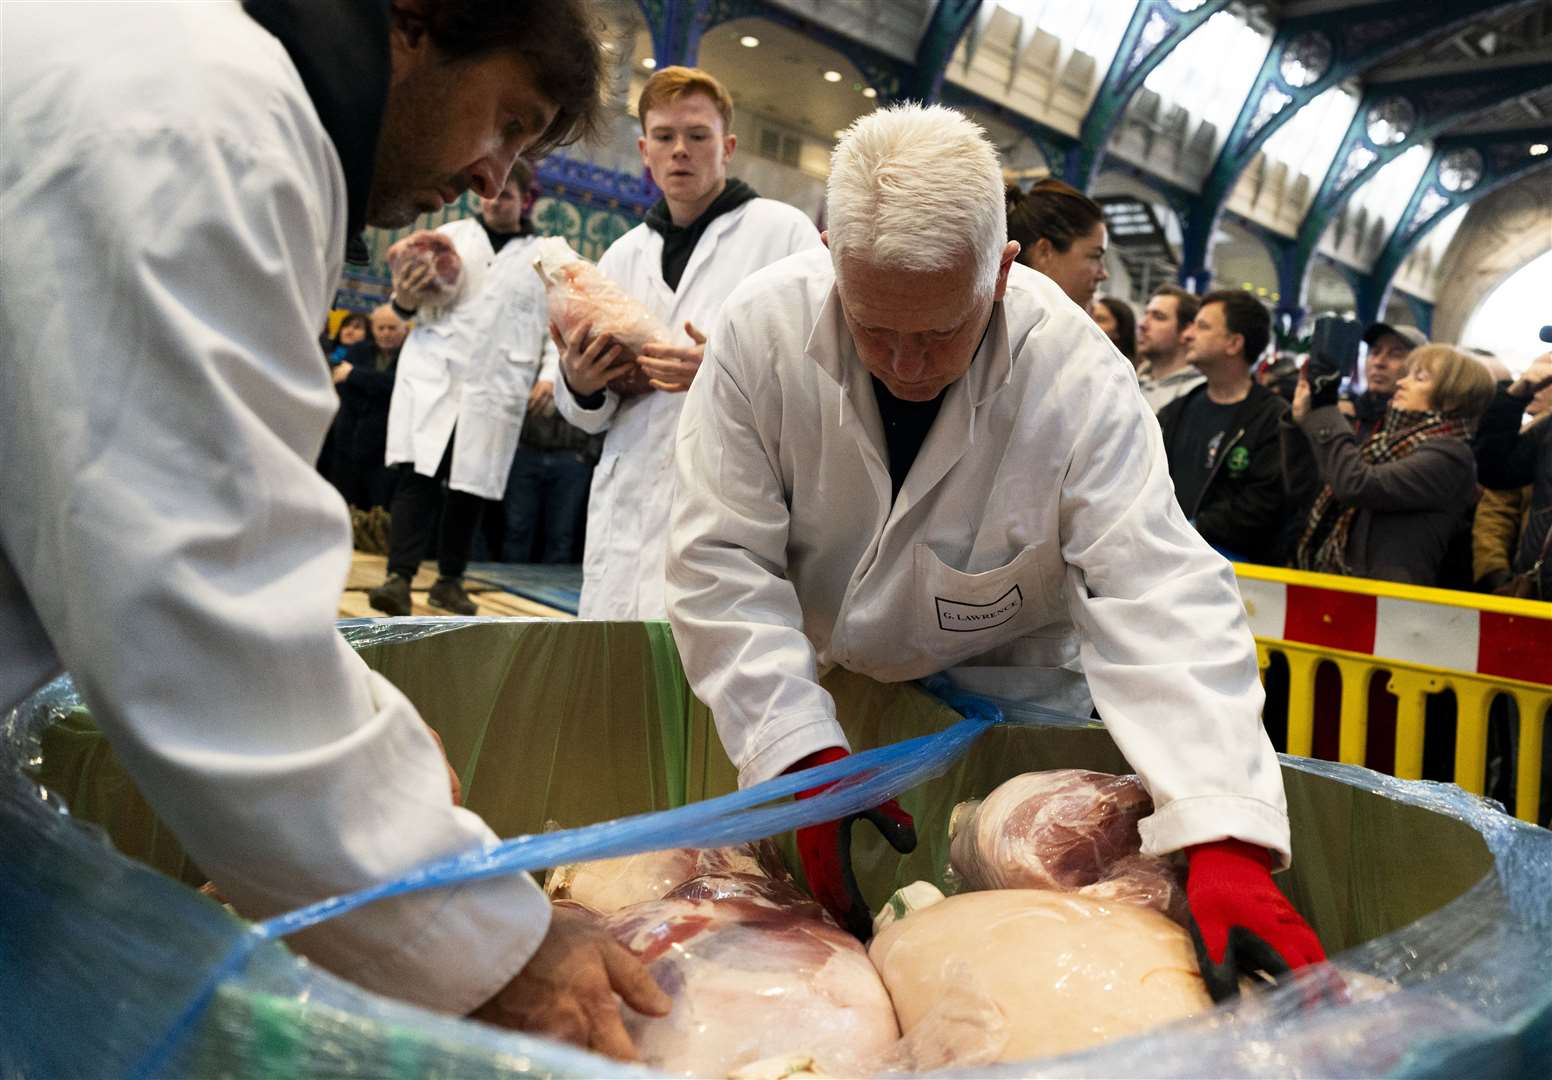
[641,57,656,70]
[862,87,877,99]
[740,35,760,48]
[1531,143,1549,156]
[823,70,843,83]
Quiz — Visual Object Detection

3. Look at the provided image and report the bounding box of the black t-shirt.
[1169,393,1241,517]
[871,376,946,500]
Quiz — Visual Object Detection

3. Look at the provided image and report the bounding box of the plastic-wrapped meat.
[587,851,900,1076]
[869,889,1213,1063]
[1077,852,1189,925]
[531,236,669,397]
[949,768,1186,922]
[545,844,768,914]
[385,230,463,307]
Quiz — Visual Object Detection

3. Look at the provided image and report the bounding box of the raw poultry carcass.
[531,236,669,396]
[869,888,1213,1063]
[565,843,900,1076]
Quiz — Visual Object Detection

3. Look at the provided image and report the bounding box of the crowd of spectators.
[1001,170,1551,598]
[322,202,1551,606]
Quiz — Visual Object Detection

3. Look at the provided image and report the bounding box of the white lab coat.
[385,221,556,500]
[0,1,546,1014]
[667,249,1292,865]
[554,198,821,619]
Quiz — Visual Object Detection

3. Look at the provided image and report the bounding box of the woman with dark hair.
[321,312,368,366]
[1284,344,1496,585]
[1005,177,1109,311]
[1092,296,1137,368]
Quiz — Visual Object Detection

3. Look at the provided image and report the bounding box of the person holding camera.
[1285,344,1495,585]
[1473,351,1552,599]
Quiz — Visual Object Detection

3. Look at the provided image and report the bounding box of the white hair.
[826,103,1006,296]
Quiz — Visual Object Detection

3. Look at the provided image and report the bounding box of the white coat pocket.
[912,544,1048,662]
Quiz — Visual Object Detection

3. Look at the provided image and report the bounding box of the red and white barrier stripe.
[1235,575,1552,687]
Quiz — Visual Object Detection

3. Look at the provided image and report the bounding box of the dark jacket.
[1282,404,1477,586]
[334,339,397,464]
[1473,385,1552,595]
[1157,382,1291,564]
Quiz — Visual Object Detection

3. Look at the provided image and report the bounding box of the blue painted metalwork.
[909,0,982,104]
[1355,128,1552,323]
[937,80,1075,175]
[1064,0,1231,190]
[536,156,659,217]
[1398,293,1435,336]
[1290,58,1552,309]
[1177,0,1533,288]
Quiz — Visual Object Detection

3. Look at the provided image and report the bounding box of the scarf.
[1296,408,1471,576]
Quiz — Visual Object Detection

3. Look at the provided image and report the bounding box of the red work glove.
[1186,839,1327,1001]
[787,746,917,941]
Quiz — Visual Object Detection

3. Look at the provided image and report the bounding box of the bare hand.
[551,320,635,397]
[528,379,555,413]
[1291,371,1311,422]
[471,904,671,1060]
[423,722,461,806]
[391,260,436,312]
[332,361,353,386]
[637,322,707,394]
[1510,352,1552,399]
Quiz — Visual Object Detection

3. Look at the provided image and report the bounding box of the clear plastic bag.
[869,888,1213,1064]
[385,229,463,308]
[948,768,1186,923]
[579,844,900,1077]
[531,236,668,396]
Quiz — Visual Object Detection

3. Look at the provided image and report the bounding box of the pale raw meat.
[949,768,1185,921]
[868,889,1213,1063]
[531,236,669,397]
[546,844,767,913]
[588,851,900,1076]
[385,230,463,307]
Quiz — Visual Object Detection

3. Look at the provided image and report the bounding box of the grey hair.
[826,103,1006,296]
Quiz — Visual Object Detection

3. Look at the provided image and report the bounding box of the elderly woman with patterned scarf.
[1281,344,1496,585]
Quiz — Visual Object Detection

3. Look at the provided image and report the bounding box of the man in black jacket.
[1158,289,1291,565]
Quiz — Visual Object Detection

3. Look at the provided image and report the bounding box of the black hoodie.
[644,178,758,291]
[1157,382,1293,565]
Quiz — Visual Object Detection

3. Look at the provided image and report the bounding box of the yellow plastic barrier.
[1237,564,1552,825]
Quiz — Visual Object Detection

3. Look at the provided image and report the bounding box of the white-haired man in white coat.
[666,104,1327,1001]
